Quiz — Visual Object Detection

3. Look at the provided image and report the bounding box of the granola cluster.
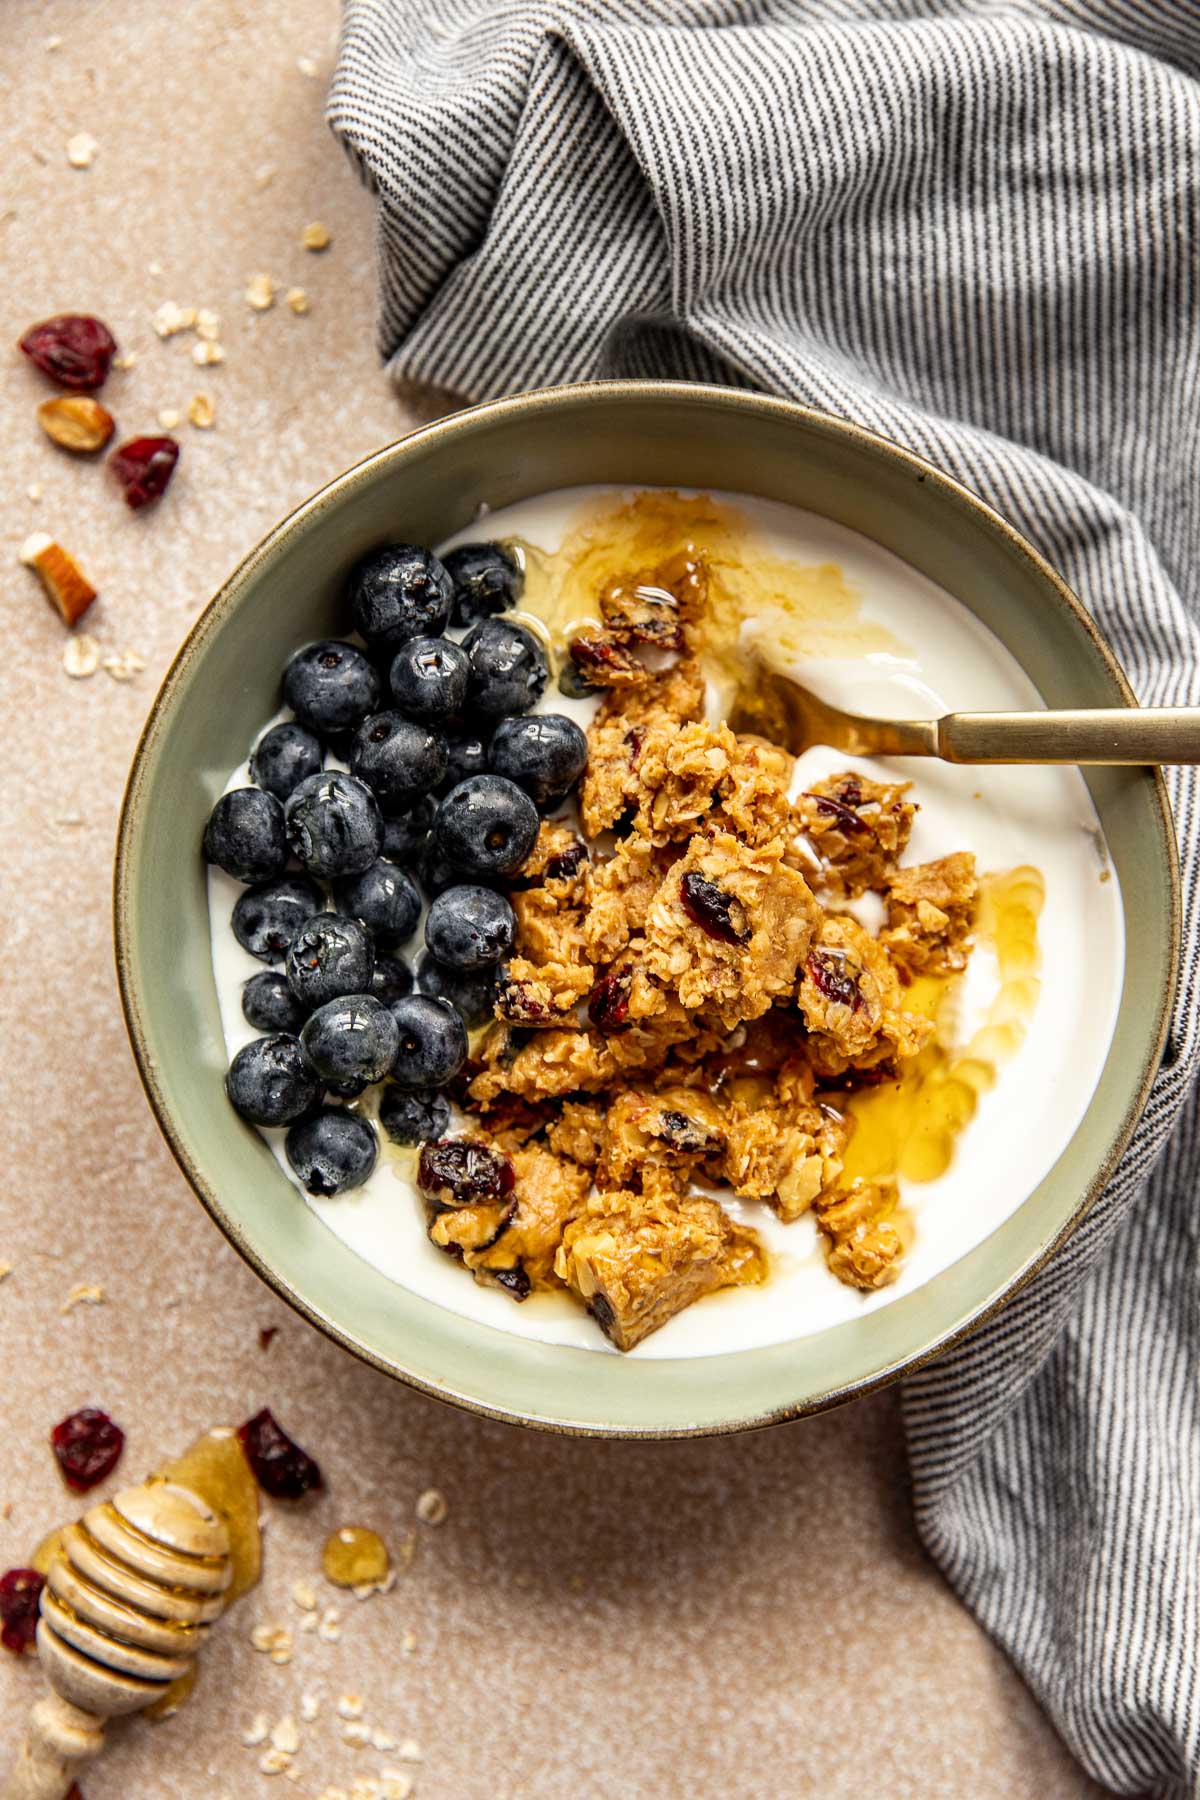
[418,562,979,1351]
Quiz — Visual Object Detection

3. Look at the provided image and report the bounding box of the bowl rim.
[114,378,1180,1436]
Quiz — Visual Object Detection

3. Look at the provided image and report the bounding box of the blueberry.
[388,636,470,724]
[232,876,324,964]
[370,954,414,1005]
[250,721,324,800]
[300,994,399,1087]
[432,774,540,878]
[283,641,381,738]
[226,1034,321,1127]
[285,1106,377,1196]
[242,970,309,1034]
[381,797,435,864]
[416,837,467,899]
[203,788,288,883]
[463,618,548,719]
[437,732,490,797]
[443,541,524,627]
[348,544,454,652]
[286,913,375,1010]
[488,714,588,809]
[387,994,468,1089]
[379,1084,451,1147]
[285,771,382,878]
[425,885,515,970]
[334,858,422,951]
[416,949,498,1030]
[349,712,448,815]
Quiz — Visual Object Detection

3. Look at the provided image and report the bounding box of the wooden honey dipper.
[3,1431,260,1800]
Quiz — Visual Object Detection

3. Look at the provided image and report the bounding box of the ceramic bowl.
[115,382,1178,1436]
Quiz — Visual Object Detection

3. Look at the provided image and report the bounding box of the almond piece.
[20,533,98,626]
[38,396,115,454]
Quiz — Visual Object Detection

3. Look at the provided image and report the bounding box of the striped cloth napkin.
[330,5,1200,1789]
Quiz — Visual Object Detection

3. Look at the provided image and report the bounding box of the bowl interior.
[116,383,1177,1435]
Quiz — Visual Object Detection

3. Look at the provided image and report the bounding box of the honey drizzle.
[842,866,1045,1186]
[158,1427,262,1604]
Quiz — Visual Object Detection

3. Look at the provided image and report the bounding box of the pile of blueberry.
[203,540,588,1197]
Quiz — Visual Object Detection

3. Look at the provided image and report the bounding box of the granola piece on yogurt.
[793,770,916,896]
[595,1083,728,1192]
[545,1099,608,1168]
[469,1023,617,1106]
[798,913,932,1080]
[719,1063,850,1221]
[881,851,978,976]
[580,658,706,835]
[494,957,595,1026]
[465,1142,591,1295]
[814,1178,907,1290]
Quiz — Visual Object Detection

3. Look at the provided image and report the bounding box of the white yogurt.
[208,486,1124,1359]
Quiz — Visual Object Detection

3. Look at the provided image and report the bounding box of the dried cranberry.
[258,1326,279,1352]
[588,965,632,1032]
[544,841,588,882]
[679,871,749,945]
[19,314,117,391]
[803,790,871,835]
[490,1266,532,1301]
[0,1569,44,1655]
[568,633,645,683]
[806,951,863,1010]
[109,435,180,510]
[656,1108,719,1154]
[418,1139,515,1208]
[495,977,553,1025]
[237,1409,323,1500]
[50,1408,125,1494]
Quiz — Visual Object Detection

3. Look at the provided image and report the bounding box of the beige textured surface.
[0,4,1107,1795]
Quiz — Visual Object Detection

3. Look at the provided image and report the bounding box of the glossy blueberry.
[488,713,588,809]
[416,949,498,1030]
[300,994,399,1087]
[348,544,454,653]
[285,1106,377,1196]
[370,954,414,1005]
[283,641,380,737]
[444,541,523,627]
[250,721,324,800]
[349,711,448,815]
[432,774,539,878]
[225,1034,321,1127]
[463,617,548,719]
[232,876,324,964]
[415,837,466,899]
[242,970,309,1034]
[286,912,375,1010]
[379,1084,451,1147]
[437,732,490,797]
[381,797,435,864]
[388,636,470,723]
[203,787,288,883]
[334,858,422,951]
[425,885,515,971]
[285,771,382,878]
[387,994,468,1089]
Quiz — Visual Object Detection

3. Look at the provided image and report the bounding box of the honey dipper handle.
[2,1695,105,1800]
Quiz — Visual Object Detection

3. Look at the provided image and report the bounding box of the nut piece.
[187,392,215,428]
[20,533,98,626]
[302,221,331,252]
[66,132,97,168]
[193,340,225,366]
[38,395,115,454]
[153,301,196,338]
[62,633,101,679]
[285,287,309,315]
[245,273,276,312]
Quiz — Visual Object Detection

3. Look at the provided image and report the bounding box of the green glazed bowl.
[114,382,1178,1437]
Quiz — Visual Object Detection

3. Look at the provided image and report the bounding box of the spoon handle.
[937,707,1200,765]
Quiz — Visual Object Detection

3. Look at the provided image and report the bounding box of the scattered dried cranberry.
[258,1326,279,1352]
[544,841,588,882]
[807,950,863,1011]
[109,435,180,510]
[51,1407,125,1493]
[679,871,749,945]
[418,1139,515,1209]
[0,1569,44,1655]
[588,965,632,1033]
[19,314,117,391]
[803,790,871,835]
[237,1409,323,1500]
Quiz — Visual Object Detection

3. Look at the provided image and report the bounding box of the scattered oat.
[381,1776,414,1800]
[187,392,215,429]
[193,339,225,366]
[350,1781,382,1800]
[196,308,221,341]
[299,1692,321,1724]
[291,1578,318,1612]
[60,1283,103,1313]
[46,34,62,50]
[153,301,196,338]
[26,483,42,502]
[370,1727,399,1752]
[255,161,277,187]
[103,650,146,683]
[316,1790,349,1800]
[112,350,138,371]
[250,1622,293,1664]
[336,1694,365,1721]
[241,1713,270,1747]
[62,634,101,680]
[415,1489,447,1527]
[271,1716,301,1755]
[397,1740,422,1765]
[259,1748,293,1776]
[317,1606,341,1644]
[0,1263,12,1284]
[157,407,181,430]
[299,1609,319,1634]
[297,56,319,77]
[245,272,276,312]
[147,259,163,277]
[397,1536,416,1572]
[286,287,310,316]
[67,132,97,168]
[400,1628,417,1656]
[342,1720,371,1749]
[302,221,331,252]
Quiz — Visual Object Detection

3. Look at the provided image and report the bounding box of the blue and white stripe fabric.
[330,6,1200,1789]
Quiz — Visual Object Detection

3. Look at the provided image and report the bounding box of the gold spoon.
[729,662,1200,764]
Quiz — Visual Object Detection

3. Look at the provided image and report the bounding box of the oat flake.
[62,635,100,680]
[415,1488,447,1526]
[60,1283,103,1312]
[66,132,97,168]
